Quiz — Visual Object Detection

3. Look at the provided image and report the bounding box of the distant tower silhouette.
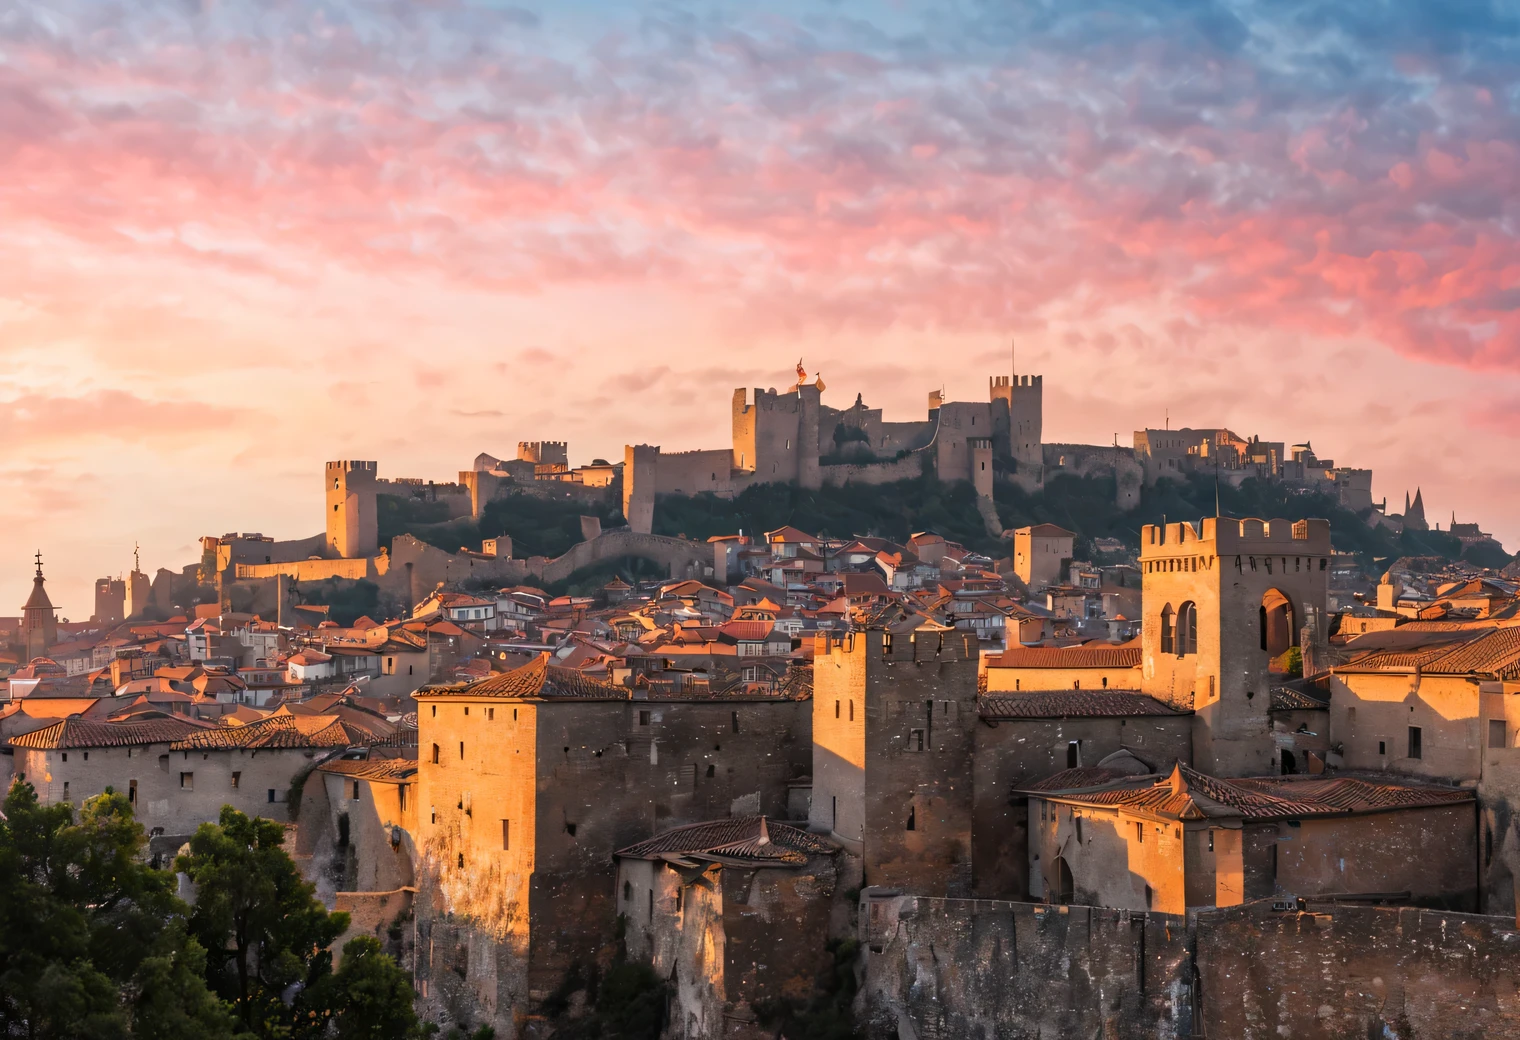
[21,552,59,661]
[1404,488,1428,531]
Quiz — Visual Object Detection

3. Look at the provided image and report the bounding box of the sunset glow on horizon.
[5,0,1520,616]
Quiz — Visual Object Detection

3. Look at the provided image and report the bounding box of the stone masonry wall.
[862,894,1520,1040]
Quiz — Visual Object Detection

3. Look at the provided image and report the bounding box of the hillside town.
[7,366,1520,1039]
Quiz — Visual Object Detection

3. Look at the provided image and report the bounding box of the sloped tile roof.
[169,712,356,750]
[9,716,204,749]
[1269,686,1330,711]
[317,757,418,781]
[979,691,1185,719]
[615,816,835,865]
[1424,626,1520,676]
[416,653,627,700]
[989,642,1142,670]
[1028,764,1473,822]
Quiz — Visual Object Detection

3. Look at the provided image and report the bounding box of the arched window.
[1176,602,1198,656]
[1160,605,1175,655]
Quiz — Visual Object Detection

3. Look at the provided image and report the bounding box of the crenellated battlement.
[1139,517,1332,558]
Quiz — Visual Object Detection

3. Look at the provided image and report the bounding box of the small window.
[458,853,465,870]
[623,881,632,901]
[488,708,495,721]
[502,819,510,851]
[459,741,465,759]
[62,781,69,800]
[638,710,650,726]
[431,705,437,717]
[351,781,361,800]
[128,780,137,805]
[909,728,925,752]
[1490,720,1507,749]
[399,786,408,811]
[1378,740,1386,756]
[1408,726,1422,760]
[1207,830,1214,853]
[835,700,840,719]
[905,804,916,831]
[565,822,577,837]
[268,789,277,803]
[431,744,440,765]
[1135,821,1144,844]
[513,708,518,721]
[731,711,740,734]
[61,753,67,763]
[849,700,854,722]
[464,707,469,716]
[231,771,241,789]
[180,772,194,791]
[1067,742,1079,769]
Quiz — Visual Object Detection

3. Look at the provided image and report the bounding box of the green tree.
[327,936,422,1040]
[0,782,235,1040]
[177,807,350,1037]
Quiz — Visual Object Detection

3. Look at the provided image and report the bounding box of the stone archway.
[1260,588,1296,658]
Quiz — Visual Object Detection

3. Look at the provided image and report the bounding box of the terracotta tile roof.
[318,757,418,782]
[1025,767,1129,791]
[615,816,835,866]
[416,653,626,700]
[169,711,356,750]
[1269,686,1330,711]
[1028,764,1473,822]
[1424,627,1520,676]
[989,642,1142,670]
[9,716,204,749]
[979,691,1186,719]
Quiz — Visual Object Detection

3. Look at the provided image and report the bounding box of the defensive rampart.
[861,893,1520,1040]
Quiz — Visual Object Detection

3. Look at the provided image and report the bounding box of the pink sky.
[5,1,1520,618]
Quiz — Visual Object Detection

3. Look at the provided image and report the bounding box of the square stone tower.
[1138,517,1330,776]
[325,461,379,559]
[811,626,981,896]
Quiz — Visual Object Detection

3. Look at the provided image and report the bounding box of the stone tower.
[1138,516,1330,777]
[622,444,658,535]
[21,552,58,662]
[990,356,1043,480]
[325,461,379,559]
[810,626,981,896]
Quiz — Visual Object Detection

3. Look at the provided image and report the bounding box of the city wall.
[861,894,1520,1040]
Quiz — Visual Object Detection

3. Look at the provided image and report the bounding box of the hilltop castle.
[622,360,1044,533]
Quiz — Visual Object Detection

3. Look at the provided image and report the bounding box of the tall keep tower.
[22,552,58,661]
[1138,516,1330,776]
[989,345,1042,479]
[325,461,379,559]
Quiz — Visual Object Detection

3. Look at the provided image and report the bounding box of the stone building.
[1027,764,1476,914]
[982,642,1143,692]
[1010,523,1074,591]
[972,691,1192,900]
[1137,517,1331,776]
[9,709,364,846]
[614,817,840,1040]
[622,362,1041,534]
[326,460,379,559]
[809,626,980,895]
[410,653,812,1035]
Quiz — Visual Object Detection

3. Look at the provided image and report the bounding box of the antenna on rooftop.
[133,542,140,573]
